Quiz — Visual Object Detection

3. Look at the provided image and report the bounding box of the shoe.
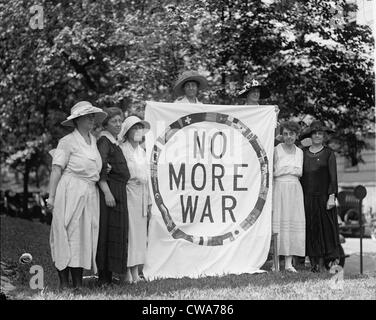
[311,265,320,273]
[285,266,297,273]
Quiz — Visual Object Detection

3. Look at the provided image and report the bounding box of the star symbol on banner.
[184,116,191,125]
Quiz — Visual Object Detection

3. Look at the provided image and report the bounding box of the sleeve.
[328,150,338,196]
[52,137,71,169]
[294,148,303,178]
[147,182,152,206]
[273,147,279,177]
[97,137,111,181]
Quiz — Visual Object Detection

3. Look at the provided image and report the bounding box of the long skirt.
[304,193,340,259]
[96,179,128,274]
[272,176,306,256]
[50,174,100,272]
[127,181,148,267]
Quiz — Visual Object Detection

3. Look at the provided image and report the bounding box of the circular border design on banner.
[150,112,269,246]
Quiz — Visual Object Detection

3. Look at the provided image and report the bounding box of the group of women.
[47,102,150,290]
[272,119,342,273]
[46,70,342,290]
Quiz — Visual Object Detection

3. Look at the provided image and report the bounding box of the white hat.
[61,101,107,127]
[118,116,150,141]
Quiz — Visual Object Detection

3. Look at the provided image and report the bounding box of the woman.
[173,70,208,104]
[118,116,151,283]
[238,78,271,105]
[96,107,130,285]
[238,78,281,143]
[272,121,305,272]
[46,101,106,290]
[300,120,340,272]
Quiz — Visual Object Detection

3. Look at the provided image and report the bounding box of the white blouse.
[273,143,303,178]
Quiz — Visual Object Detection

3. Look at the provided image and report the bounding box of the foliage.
[0,0,374,191]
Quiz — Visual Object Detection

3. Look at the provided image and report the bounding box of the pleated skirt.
[272,177,306,256]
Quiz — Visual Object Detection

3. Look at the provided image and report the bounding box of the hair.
[183,80,199,89]
[102,107,124,127]
[280,121,301,135]
[310,129,328,140]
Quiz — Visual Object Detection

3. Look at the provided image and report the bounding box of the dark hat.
[238,79,270,99]
[173,70,208,96]
[300,120,335,140]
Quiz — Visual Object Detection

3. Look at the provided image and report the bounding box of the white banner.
[143,101,276,279]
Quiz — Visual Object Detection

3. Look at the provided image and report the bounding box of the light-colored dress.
[50,129,102,272]
[272,143,305,256]
[120,140,150,267]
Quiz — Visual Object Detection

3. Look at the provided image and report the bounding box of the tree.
[0,0,374,205]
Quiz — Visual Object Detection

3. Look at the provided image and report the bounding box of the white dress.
[272,143,305,256]
[120,141,150,267]
[50,129,102,272]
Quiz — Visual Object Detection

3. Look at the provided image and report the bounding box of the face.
[282,128,297,145]
[105,115,122,137]
[247,87,260,102]
[76,113,95,131]
[127,123,144,143]
[311,131,325,145]
[183,81,199,98]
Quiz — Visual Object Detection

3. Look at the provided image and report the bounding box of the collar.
[100,130,119,145]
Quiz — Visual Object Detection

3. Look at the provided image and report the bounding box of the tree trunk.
[23,161,30,218]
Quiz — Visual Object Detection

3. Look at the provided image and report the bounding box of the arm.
[327,150,338,210]
[97,137,116,207]
[46,165,62,210]
[98,179,116,207]
[46,138,71,210]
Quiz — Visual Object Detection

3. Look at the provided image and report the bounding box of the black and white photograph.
[0,0,375,306]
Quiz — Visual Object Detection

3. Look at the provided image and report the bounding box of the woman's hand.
[326,194,336,210]
[106,163,112,174]
[105,192,116,207]
[46,197,55,211]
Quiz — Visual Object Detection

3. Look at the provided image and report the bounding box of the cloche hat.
[300,120,335,140]
[118,116,150,141]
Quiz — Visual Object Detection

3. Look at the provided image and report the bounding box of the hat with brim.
[300,120,335,140]
[61,101,107,127]
[173,70,208,96]
[238,79,270,99]
[118,116,151,141]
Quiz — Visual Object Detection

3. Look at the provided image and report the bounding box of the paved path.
[342,238,376,276]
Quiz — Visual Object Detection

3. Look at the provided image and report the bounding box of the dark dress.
[301,146,340,260]
[96,135,130,275]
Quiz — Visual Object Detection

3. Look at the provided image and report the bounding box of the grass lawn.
[1,215,375,300]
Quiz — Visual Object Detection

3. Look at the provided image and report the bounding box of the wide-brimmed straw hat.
[118,116,150,141]
[238,79,271,99]
[61,101,107,127]
[173,70,208,96]
[300,120,335,140]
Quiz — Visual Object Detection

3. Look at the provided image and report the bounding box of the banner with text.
[143,101,276,279]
